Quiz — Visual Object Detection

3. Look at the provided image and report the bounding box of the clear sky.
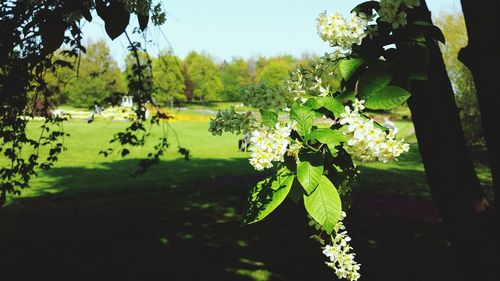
[81,0,460,65]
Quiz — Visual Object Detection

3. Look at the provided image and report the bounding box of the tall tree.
[459,1,500,276]
[152,49,186,105]
[220,58,251,101]
[459,0,500,214]
[30,52,75,107]
[124,49,154,115]
[255,58,294,87]
[181,63,194,102]
[65,40,125,107]
[183,51,223,104]
[406,2,496,279]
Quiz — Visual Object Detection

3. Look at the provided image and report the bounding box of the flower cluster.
[316,12,369,51]
[208,107,254,136]
[327,49,344,61]
[241,82,286,111]
[322,212,361,281]
[249,122,293,171]
[339,99,410,162]
[378,0,421,29]
[310,77,331,97]
[285,70,308,104]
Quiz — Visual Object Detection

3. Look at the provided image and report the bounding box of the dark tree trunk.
[459,0,500,214]
[459,0,500,277]
[406,2,497,280]
[181,64,194,102]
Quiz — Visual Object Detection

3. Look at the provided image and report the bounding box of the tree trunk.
[459,0,500,277]
[406,2,497,280]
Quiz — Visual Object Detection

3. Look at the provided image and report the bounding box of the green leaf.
[244,168,295,224]
[305,128,346,145]
[351,1,379,16]
[357,62,392,99]
[304,98,323,109]
[40,15,67,55]
[96,0,129,39]
[138,14,149,31]
[121,148,130,157]
[322,97,345,117]
[412,20,433,27]
[365,85,411,110]
[290,103,315,136]
[305,97,344,117]
[283,154,297,173]
[101,1,130,40]
[137,0,150,31]
[303,175,342,234]
[336,90,356,103]
[260,109,278,127]
[288,180,304,204]
[81,7,93,22]
[95,0,107,18]
[327,144,339,157]
[297,159,323,195]
[338,57,365,81]
[413,21,446,44]
[429,25,446,44]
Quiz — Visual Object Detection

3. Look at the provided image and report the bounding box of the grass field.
[17,119,252,198]
[0,117,492,280]
[12,117,421,201]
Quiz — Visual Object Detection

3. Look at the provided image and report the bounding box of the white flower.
[286,70,308,104]
[352,98,365,111]
[322,212,361,281]
[338,101,409,162]
[310,77,322,91]
[327,49,343,60]
[386,127,399,140]
[378,0,401,27]
[319,85,331,97]
[378,0,420,29]
[317,12,368,51]
[248,122,293,171]
[339,106,357,125]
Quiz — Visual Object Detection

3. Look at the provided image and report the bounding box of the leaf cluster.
[239,2,446,233]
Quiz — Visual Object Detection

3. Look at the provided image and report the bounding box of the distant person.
[93,104,102,115]
[51,109,64,117]
[382,116,396,131]
[238,133,251,152]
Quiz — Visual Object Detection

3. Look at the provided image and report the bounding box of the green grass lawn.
[10,118,424,201]
[18,119,253,199]
[0,118,491,280]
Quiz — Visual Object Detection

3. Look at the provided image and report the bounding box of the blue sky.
[81,0,460,65]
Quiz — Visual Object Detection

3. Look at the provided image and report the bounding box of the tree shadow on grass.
[355,145,432,199]
[0,158,458,280]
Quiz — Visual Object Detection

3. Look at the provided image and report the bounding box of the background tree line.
[45,10,481,147]
[45,41,314,107]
